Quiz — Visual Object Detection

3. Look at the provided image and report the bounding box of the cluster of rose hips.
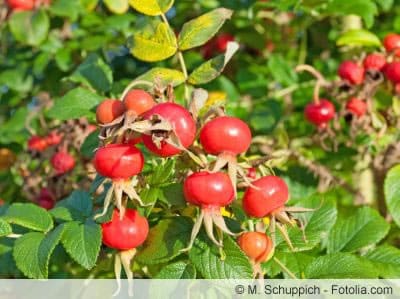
[302,32,400,130]
[26,130,75,209]
[93,85,309,279]
[5,0,50,11]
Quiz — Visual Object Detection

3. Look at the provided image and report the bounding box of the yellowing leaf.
[129,0,174,16]
[188,41,239,85]
[130,22,177,62]
[104,0,129,14]
[136,67,185,87]
[178,8,233,51]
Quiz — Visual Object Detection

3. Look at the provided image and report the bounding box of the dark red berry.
[363,53,386,71]
[28,136,48,152]
[346,98,367,117]
[385,62,400,83]
[46,131,63,146]
[304,99,335,127]
[338,61,365,85]
[37,188,55,210]
[51,151,75,175]
[383,33,400,57]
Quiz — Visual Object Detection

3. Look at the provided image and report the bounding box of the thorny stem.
[295,65,328,105]
[273,257,298,279]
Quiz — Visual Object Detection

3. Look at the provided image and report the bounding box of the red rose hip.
[184,171,234,209]
[142,103,196,157]
[363,53,386,71]
[102,209,149,250]
[96,99,126,124]
[243,175,289,218]
[383,33,400,57]
[237,232,274,263]
[304,99,335,127]
[51,151,75,175]
[123,89,155,116]
[93,143,144,180]
[338,61,365,85]
[346,98,367,117]
[200,116,252,156]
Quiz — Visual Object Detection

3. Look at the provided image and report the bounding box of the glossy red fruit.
[93,143,144,180]
[37,188,55,210]
[142,103,196,157]
[102,209,149,250]
[237,232,274,263]
[385,62,400,83]
[338,61,365,85]
[215,33,234,52]
[304,99,335,127]
[200,116,252,155]
[184,171,234,209]
[28,136,48,152]
[242,175,289,218]
[51,151,75,174]
[7,0,35,10]
[96,99,126,124]
[46,131,62,146]
[383,33,400,57]
[346,98,367,117]
[363,53,386,71]
[123,89,156,116]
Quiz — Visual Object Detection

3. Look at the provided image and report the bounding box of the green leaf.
[9,10,49,46]
[50,0,83,21]
[13,226,64,279]
[160,183,186,207]
[136,217,192,265]
[337,29,381,47]
[155,261,196,279]
[129,0,174,16]
[263,251,315,278]
[276,195,337,252]
[189,234,253,279]
[135,67,185,87]
[47,87,103,120]
[69,54,113,92]
[130,22,177,62]
[80,130,99,159]
[365,245,400,278]
[51,191,93,222]
[328,207,390,253]
[0,219,12,237]
[104,0,129,14]
[178,8,233,51]
[305,253,378,278]
[4,204,53,233]
[188,42,239,85]
[268,54,297,87]
[61,221,101,270]
[384,164,400,227]
[325,0,378,28]
[149,159,175,185]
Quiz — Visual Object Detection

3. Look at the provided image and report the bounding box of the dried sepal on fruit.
[101,209,149,296]
[242,175,314,251]
[182,171,237,250]
[93,143,146,219]
[199,115,253,193]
